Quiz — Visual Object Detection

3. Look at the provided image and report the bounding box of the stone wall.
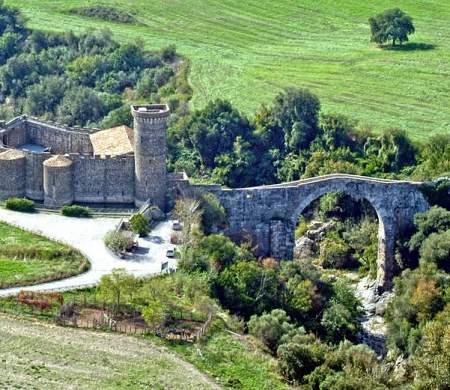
[71,154,135,204]
[0,120,27,147]
[25,151,50,200]
[26,119,93,154]
[207,174,430,291]
[0,149,26,198]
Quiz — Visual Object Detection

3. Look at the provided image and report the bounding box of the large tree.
[369,8,415,46]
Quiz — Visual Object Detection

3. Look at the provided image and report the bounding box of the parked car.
[166,248,175,258]
[172,220,182,231]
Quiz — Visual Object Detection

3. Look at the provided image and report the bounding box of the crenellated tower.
[131,104,170,210]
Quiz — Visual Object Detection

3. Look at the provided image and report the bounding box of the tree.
[213,260,280,317]
[98,268,138,308]
[411,321,450,389]
[272,87,321,151]
[56,86,106,126]
[129,213,150,237]
[248,309,296,353]
[199,192,226,234]
[420,230,450,272]
[369,8,415,46]
[409,207,450,252]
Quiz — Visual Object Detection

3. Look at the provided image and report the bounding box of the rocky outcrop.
[355,276,393,356]
[294,220,335,260]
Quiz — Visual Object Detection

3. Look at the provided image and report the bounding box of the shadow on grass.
[383,42,436,51]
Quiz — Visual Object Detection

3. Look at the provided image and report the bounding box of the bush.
[420,230,450,272]
[319,238,352,269]
[129,213,150,237]
[69,6,137,24]
[5,197,35,212]
[248,309,296,353]
[104,230,135,254]
[200,193,226,234]
[61,205,91,218]
[161,45,176,62]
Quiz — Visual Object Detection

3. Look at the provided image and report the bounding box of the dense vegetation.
[0,221,88,288]
[0,2,190,128]
[7,0,450,138]
[5,197,35,212]
[169,87,450,188]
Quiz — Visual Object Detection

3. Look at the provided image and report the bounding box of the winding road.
[0,208,176,296]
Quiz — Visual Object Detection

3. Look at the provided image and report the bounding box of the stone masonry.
[204,175,429,292]
[0,104,430,291]
[0,104,171,209]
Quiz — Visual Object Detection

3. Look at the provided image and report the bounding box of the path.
[0,208,176,296]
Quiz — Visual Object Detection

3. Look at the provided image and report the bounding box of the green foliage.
[271,87,321,151]
[420,230,450,272]
[104,230,134,254]
[98,268,138,308]
[161,44,176,62]
[319,237,352,269]
[409,206,450,251]
[61,205,91,218]
[213,260,280,317]
[321,280,362,343]
[5,197,35,212]
[307,342,389,389]
[248,309,296,353]
[0,6,183,127]
[69,6,137,24]
[129,213,150,237]
[385,266,449,355]
[410,320,450,389]
[276,330,327,384]
[414,135,450,180]
[369,8,415,46]
[199,193,226,234]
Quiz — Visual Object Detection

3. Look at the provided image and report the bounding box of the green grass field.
[0,314,219,389]
[6,0,450,139]
[0,222,88,288]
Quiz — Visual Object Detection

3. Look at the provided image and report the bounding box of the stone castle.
[0,104,430,290]
[0,104,174,209]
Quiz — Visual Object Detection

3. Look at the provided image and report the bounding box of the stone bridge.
[209,174,429,291]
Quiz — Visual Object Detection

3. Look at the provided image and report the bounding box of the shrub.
[161,44,176,62]
[248,309,296,353]
[319,238,352,269]
[104,230,135,254]
[69,6,137,24]
[61,205,91,218]
[129,213,150,237]
[420,230,450,272]
[200,193,226,234]
[5,197,35,212]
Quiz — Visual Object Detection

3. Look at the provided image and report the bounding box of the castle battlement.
[0,104,172,208]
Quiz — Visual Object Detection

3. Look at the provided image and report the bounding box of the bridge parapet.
[209,174,429,292]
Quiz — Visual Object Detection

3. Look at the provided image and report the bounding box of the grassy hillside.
[0,222,88,288]
[6,0,450,139]
[0,314,219,389]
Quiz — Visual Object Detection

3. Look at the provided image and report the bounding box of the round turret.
[43,155,73,207]
[0,149,26,199]
[131,104,170,210]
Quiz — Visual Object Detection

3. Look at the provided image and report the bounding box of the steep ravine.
[354,276,393,356]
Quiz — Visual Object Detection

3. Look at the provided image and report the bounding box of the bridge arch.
[289,186,391,291]
[204,174,430,292]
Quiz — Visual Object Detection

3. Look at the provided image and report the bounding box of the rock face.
[294,220,335,260]
[294,236,316,259]
[355,276,394,356]
[211,174,429,291]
